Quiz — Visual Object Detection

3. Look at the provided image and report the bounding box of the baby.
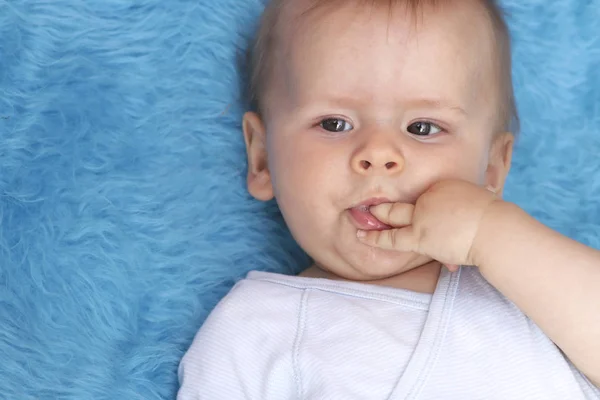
[178,0,600,398]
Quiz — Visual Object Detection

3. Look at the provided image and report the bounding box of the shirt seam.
[406,268,461,399]
[292,288,309,399]
[251,277,430,311]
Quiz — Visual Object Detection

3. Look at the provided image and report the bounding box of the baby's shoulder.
[178,273,305,397]
[204,271,308,330]
[227,270,308,303]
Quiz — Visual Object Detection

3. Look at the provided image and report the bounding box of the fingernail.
[356,230,366,238]
[445,264,459,272]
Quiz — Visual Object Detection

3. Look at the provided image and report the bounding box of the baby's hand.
[357,180,499,269]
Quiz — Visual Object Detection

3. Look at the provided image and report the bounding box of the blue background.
[0,0,598,398]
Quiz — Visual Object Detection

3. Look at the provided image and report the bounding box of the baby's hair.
[245,0,520,134]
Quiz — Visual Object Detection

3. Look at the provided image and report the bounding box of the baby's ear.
[242,112,274,201]
[485,132,514,196]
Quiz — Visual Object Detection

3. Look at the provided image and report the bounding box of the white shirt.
[177,267,600,399]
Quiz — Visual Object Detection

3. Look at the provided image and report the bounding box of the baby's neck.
[299,261,442,294]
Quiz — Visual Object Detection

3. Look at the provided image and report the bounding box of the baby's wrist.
[470,199,520,268]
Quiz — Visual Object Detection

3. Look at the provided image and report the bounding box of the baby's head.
[242,0,518,281]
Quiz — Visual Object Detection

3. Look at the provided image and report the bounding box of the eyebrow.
[298,96,468,117]
[403,98,468,117]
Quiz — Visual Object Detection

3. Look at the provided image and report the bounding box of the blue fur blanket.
[0,0,598,398]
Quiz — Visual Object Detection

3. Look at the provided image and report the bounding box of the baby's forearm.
[473,201,600,386]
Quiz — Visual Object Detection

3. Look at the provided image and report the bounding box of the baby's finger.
[357,226,417,252]
[445,264,459,272]
[369,203,414,227]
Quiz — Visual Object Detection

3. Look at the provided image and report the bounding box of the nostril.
[385,162,397,169]
[360,160,371,169]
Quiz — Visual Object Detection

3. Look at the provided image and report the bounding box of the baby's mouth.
[348,204,391,231]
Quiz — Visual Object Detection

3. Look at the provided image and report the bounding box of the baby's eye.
[407,121,442,136]
[320,118,353,133]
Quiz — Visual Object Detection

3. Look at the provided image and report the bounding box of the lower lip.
[347,207,391,231]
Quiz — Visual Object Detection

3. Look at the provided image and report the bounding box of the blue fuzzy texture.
[0,0,598,398]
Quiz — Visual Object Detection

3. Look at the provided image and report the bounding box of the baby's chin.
[322,245,433,282]
[309,250,441,293]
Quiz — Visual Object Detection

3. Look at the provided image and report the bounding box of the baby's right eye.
[320,118,353,133]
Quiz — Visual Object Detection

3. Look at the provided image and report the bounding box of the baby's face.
[244,1,512,281]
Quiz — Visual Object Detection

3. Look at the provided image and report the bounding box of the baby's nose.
[358,160,400,171]
[352,148,404,175]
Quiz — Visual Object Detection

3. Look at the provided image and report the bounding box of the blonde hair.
[244,0,520,134]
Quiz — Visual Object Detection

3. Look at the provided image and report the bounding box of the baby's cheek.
[272,163,335,236]
[276,189,333,260]
[434,151,485,182]
[405,161,483,199]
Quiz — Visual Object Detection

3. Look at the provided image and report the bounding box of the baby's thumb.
[357,226,417,252]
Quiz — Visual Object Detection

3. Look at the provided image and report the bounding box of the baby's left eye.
[407,121,442,136]
[320,118,353,133]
